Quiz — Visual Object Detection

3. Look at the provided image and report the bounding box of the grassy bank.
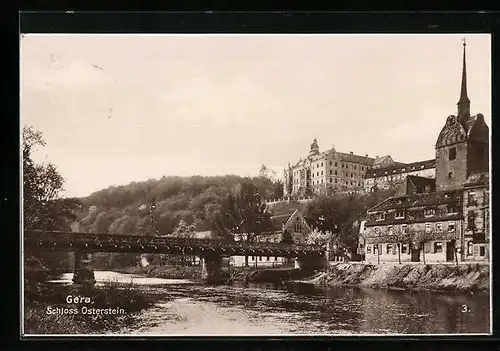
[114,264,202,280]
[313,263,489,293]
[24,280,162,334]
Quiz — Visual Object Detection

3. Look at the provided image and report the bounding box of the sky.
[20,34,491,198]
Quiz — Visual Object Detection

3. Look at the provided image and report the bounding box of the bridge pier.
[73,252,96,286]
[201,253,230,283]
[295,255,327,270]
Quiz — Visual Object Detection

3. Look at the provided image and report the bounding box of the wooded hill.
[75,175,282,235]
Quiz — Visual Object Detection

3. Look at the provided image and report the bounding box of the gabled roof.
[270,212,295,230]
[373,155,394,167]
[396,175,435,196]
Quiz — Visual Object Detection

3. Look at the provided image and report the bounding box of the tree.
[281,228,293,243]
[23,125,81,273]
[212,181,272,266]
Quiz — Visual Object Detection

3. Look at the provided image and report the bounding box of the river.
[50,270,490,335]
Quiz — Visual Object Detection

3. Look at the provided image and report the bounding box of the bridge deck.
[24,230,325,258]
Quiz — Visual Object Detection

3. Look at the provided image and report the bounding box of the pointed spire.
[457,38,470,119]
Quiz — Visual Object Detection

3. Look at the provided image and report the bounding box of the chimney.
[350,151,353,155]
[365,154,368,158]
[376,155,379,158]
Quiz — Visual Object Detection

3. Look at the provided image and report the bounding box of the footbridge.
[24,230,326,285]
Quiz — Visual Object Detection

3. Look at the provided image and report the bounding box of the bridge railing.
[25,230,324,252]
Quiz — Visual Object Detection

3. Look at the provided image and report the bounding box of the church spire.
[457,38,470,119]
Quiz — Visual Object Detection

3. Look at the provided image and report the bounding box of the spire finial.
[457,37,470,119]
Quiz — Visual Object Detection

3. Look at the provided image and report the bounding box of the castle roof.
[395,175,435,196]
[365,159,435,178]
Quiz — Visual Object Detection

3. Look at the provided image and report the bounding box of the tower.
[435,39,489,192]
[309,138,319,156]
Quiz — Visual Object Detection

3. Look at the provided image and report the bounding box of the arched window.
[467,241,473,256]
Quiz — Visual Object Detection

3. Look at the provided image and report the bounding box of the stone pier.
[73,252,96,286]
[295,254,327,270]
[201,254,230,283]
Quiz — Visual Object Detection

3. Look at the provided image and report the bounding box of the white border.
[20,33,493,338]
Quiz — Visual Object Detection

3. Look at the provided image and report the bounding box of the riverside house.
[359,41,490,264]
[230,209,312,267]
[361,175,463,264]
[462,172,489,261]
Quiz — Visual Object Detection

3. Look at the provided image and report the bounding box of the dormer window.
[424,208,435,217]
[447,206,458,214]
[376,212,387,221]
[395,210,405,219]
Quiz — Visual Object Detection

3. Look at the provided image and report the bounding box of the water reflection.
[44,271,490,335]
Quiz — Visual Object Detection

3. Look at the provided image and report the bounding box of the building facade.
[231,209,312,267]
[360,41,490,264]
[462,172,489,261]
[364,159,436,193]
[283,139,396,197]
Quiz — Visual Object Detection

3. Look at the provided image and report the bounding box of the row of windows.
[312,178,364,186]
[365,242,486,257]
[249,256,280,261]
[375,207,458,221]
[375,222,457,234]
[299,162,368,173]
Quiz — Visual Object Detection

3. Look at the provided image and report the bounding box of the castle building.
[364,159,436,192]
[360,40,490,264]
[283,139,395,197]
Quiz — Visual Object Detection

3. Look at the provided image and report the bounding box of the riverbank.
[300,263,489,293]
[23,280,162,334]
[114,265,201,280]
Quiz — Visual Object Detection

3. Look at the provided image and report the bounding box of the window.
[485,190,489,204]
[468,191,476,205]
[321,162,323,167]
[425,223,431,233]
[275,256,278,261]
[330,178,333,183]
[436,223,443,232]
[434,242,443,253]
[449,147,456,160]
[361,166,364,171]
[448,172,453,179]
[402,225,408,234]
[351,173,354,177]
[321,171,323,176]
[354,165,357,170]
[448,222,456,232]
[335,179,338,183]
[335,162,338,167]
[367,246,372,254]
[330,161,332,166]
[467,210,476,230]
[294,223,302,233]
[335,170,338,175]
[467,241,473,256]
[388,225,393,234]
[395,210,405,219]
[447,206,457,214]
[386,244,392,254]
[480,246,485,256]
[259,256,262,261]
[330,170,333,175]
[424,208,435,216]
[401,244,409,254]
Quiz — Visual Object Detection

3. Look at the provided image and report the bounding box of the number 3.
[462,304,469,313]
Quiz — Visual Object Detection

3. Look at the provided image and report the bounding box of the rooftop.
[365,159,436,178]
[368,189,461,212]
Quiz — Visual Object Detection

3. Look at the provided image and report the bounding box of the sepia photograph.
[20,33,491,336]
